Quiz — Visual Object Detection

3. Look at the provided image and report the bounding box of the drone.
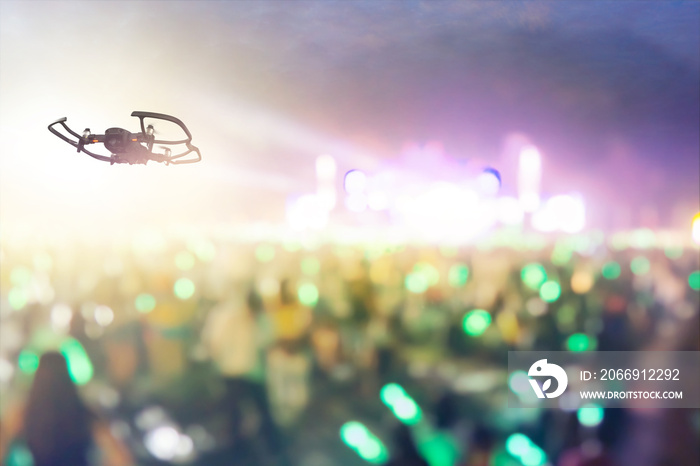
[48,111,201,165]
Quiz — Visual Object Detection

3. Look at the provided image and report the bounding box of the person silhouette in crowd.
[0,351,132,466]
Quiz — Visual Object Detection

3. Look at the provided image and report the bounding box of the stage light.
[533,195,585,233]
[497,196,524,225]
[316,155,336,180]
[693,212,700,245]
[287,194,330,230]
[344,169,368,195]
[367,190,390,211]
[346,193,368,212]
[477,168,501,196]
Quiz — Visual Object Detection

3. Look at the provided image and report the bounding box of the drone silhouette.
[48,111,201,165]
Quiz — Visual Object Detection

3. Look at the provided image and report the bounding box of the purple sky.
[1,1,698,233]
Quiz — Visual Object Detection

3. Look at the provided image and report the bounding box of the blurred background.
[1,1,698,465]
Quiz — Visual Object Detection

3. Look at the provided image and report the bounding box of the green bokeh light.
[340,422,389,464]
[521,263,547,291]
[5,443,34,466]
[255,244,275,263]
[463,309,492,336]
[505,433,531,457]
[630,228,655,249]
[8,288,28,310]
[505,433,547,466]
[135,293,157,313]
[175,251,196,270]
[521,448,546,466]
[18,350,39,374]
[630,256,650,275]
[190,239,216,262]
[556,304,577,331]
[298,283,319,307]
[448,264,469,288]
[539,281,561,302]
[664,246,683,260]
[508,371,530,395]
[405,272,429,294]
[413,262,440,286]
[688,271,700,291]
[60,338,94,385]
[380,383,422,425]
[301,257,321,276]
[577,403,605,427]
[567,333,594,352]
[10,266,32,286]
[174,278,196,300]
[551,245,573,266]
[601,261,621,280]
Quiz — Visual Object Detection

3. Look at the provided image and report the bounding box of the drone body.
[48,111,201,165]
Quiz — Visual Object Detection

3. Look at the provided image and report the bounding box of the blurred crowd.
[1,230,698,466]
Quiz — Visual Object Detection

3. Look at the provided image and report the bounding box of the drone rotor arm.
[131,111,193,141]
[48,118,115,163]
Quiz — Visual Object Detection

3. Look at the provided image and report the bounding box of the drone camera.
[104,128,132,154]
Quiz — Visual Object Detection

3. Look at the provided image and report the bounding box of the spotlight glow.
[344,169,368,195]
